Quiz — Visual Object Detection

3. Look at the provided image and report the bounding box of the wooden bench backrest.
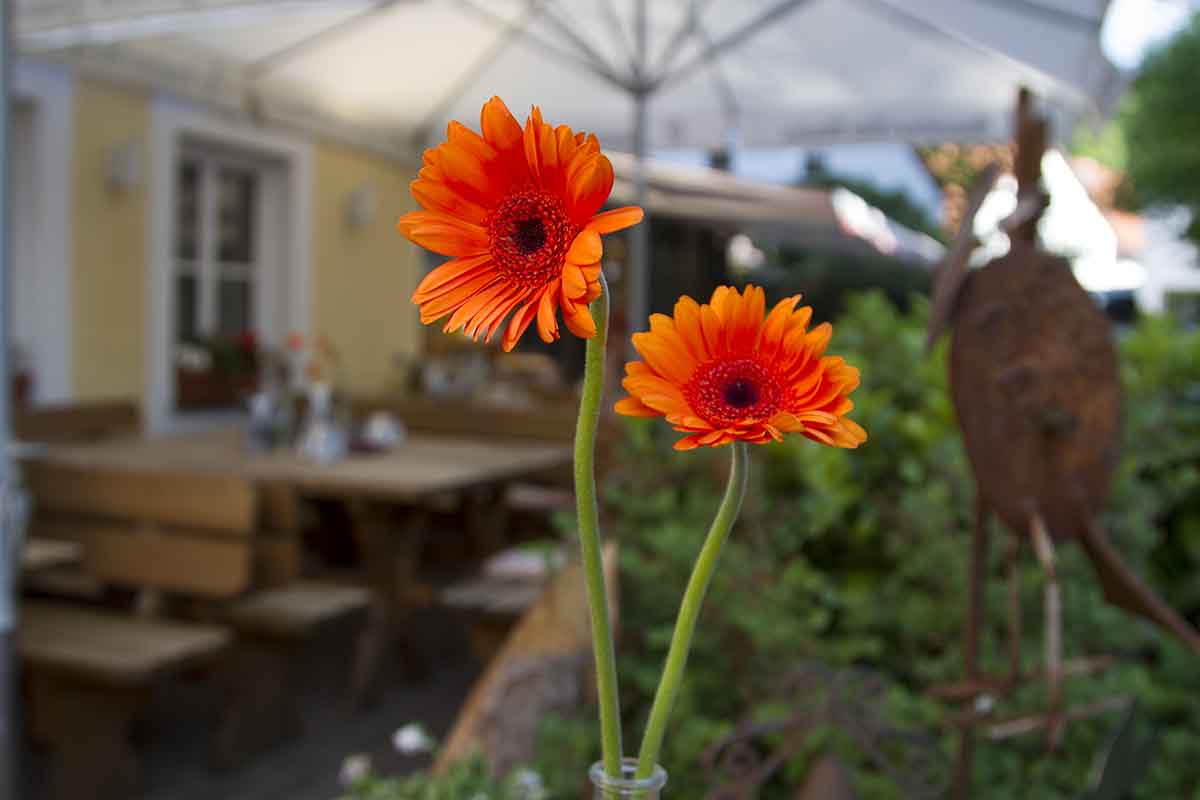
[25,461,257,599]
[353,396,579,443]
[15,400,141,443]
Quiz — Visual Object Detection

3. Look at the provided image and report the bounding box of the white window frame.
[175,145,266,343]
[147,100,312,433]
[11,61,74,405]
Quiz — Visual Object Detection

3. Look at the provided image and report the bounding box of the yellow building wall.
[311,141,422,395]
[65,79,421,404]
[71,79,149,401]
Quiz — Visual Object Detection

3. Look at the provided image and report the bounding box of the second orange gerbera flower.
[615,285,867,451]
[398,97,643,352]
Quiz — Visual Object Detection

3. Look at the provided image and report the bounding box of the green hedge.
[588,292,1200,799]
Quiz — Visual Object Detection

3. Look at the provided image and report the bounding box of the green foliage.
[583,293,1200,799]
[337,753,547,800]
[1084,12,1200,239]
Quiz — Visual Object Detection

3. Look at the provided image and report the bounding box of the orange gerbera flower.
[615,285,868,451]
[398,97,643,352]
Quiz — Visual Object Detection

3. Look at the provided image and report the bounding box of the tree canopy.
[1079,12,1200,240]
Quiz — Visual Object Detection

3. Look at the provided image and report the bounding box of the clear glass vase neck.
[590,759,667,799]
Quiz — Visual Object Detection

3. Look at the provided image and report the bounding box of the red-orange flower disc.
[398,97,643,351]
[615,285,868,451]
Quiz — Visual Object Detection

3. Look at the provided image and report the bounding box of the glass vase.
[590,759,667,799]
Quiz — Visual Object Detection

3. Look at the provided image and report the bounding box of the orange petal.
[397,211,489,257]
[480,96,523,153]
[410,179,490,225]
[437,143,500,205]
[567,154,615,225]
[632,331,693,385]
[523,107,544,186]
[564,302,597,338]
[412,253,493,301]
[699,303,725,357]
[567,229,602,265]
[562,263,588,299]
[673,436,701,451]
[806,323,833,358]
[758,295,801,359]
[447,121,498,167]
[535,287,559,343]
[418,273,499,321]
[587,206,644,234]
[501,299,539,352]
[615,396,658,417]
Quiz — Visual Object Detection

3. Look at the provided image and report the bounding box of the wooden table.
[19,428,573,703]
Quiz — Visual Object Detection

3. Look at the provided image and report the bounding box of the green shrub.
[587,293,1200,799]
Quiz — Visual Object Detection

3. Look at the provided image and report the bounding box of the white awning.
[15,0,1118,158]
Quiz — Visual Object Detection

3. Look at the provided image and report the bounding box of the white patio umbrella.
[14,0,1117,324]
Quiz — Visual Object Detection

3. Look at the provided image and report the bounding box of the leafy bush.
[588,292,1200,799]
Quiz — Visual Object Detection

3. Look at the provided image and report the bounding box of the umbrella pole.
[626,0,650,337]
[628,87,650,336]
[0,0,15,793]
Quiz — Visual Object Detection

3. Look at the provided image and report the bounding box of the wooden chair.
[20,462,368,794]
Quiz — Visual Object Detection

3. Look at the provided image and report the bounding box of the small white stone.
[392,723,435,755]
[338,754,371,786]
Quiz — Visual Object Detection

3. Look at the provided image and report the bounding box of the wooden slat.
[35,516,253,599]
[354,396,580,443]
[15,400,140,443]
[24,461,256,535]
[227,582,368,637]
[18,601,230,686]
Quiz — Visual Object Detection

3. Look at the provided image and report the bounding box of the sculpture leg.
[1029,514,1063,749]
[952,495,991,800]
[1006,535,1023,684]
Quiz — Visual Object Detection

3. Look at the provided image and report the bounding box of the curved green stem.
[636,441,750,779]
[575,273,623,778]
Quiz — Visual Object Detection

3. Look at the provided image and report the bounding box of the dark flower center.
[512,218,547,255]
[685,357,783,427]
[723,378,759,409]
[488,189,579,288]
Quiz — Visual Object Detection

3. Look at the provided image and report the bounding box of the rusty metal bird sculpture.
[926,89,1200,795]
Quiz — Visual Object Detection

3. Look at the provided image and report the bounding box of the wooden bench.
[20,601,229,800]
[434,542,618,776]
[15,399,141,443]
[16,400,142,602]
[440,545,566,663]
[20,461,369,785]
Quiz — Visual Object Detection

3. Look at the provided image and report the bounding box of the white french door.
[175,147,262,345]
[171,143,286,413]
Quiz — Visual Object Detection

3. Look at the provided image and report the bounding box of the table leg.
[349,502,431,707]
[464,484,510,559]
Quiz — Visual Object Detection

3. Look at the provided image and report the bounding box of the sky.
[653,0,1199,223]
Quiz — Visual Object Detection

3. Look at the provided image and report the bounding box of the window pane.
[218,167,256,264]
[217,279,251,336]
[176,160,200,260]
[176,273,197,341]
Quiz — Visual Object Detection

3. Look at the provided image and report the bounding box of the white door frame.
[11,61,74,404]
[147,99,312,433]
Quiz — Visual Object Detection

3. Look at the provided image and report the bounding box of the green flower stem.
[636,441,750,780]
[575,273,623,778]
